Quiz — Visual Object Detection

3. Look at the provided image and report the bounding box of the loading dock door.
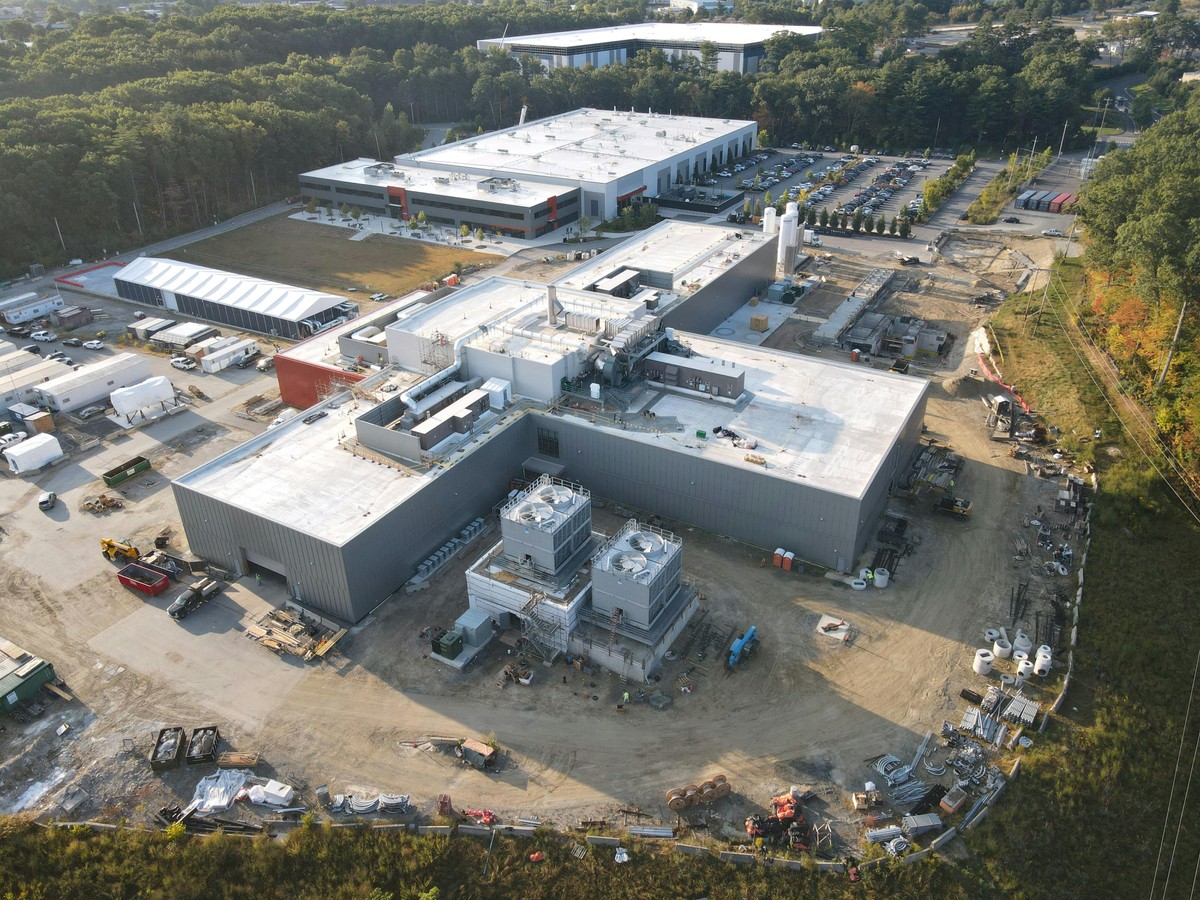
[244,550,289,579]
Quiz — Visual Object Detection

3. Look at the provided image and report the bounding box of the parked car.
[37,491,57,511]
[1041,228,1064,237]
[30,330,57,342]
[235,351,260,369]
[6,326,31,338]
[61,338,83,347]
[82,340,104,350]
[303,410,328,424]
[20,344,40,355]
[49,355,74,366]
[1002,216,1020,223]
[170,356,197,370]
[256,356,275,372]
[0,431,27,447]
[77,405,106,419]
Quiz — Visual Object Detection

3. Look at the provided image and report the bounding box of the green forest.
[1079,87,1200,472]
[0,0,1164,276]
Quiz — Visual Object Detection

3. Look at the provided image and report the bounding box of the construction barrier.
[417,825,452,836]
[674,844,711,858]
[457,825,492,837]
[717,851,756,865]
[585,835,622,847]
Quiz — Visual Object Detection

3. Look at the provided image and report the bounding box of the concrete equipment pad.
[88,591,307,730]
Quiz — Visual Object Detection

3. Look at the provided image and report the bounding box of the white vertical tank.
[777,202,800,274]
[762,207,778,235]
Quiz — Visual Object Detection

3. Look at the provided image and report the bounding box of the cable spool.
[716,781,732,797]
[668,794,688,811]
[993,639,1012,659]
[665,788,685,804]
[682,785,699,806]
[699,785,716,804]
[699,780,717,794]
[713,774,728,787]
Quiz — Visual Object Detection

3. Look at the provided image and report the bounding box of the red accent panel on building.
[275,354,365,410]
[616,185,647,203]
[387,185,409,220]
[548,194,558,222]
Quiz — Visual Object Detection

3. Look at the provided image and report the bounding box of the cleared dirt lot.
[164,214,497,297]
[0,234,1080,850]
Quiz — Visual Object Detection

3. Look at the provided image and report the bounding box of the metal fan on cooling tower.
[610,552,648,574]
[536,484,575,508]
[516,502,555,524]
[625,530,664,557]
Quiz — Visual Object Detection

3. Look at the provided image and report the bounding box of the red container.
[117,563,170,596]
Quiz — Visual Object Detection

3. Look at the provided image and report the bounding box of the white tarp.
[3,434,63,474]
[191,769,251,817]
[110,376,175,417]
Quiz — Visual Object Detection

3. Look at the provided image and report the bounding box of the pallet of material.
[216,751,260,769]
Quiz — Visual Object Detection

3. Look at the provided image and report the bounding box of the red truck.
[117,562,171,596]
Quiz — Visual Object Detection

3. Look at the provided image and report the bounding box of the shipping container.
[1014,190,1037,210]
[1048,192,1073,213]
[1036,191,1058,211]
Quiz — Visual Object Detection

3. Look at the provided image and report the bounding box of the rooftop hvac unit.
[611,552,649,574]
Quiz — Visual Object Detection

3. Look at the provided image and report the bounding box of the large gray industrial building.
[173,221,927,630]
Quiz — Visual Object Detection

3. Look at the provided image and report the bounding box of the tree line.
[1079,86,1200,469]
[0,2,1137,275]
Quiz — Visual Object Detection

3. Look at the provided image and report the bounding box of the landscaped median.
[918,152,977,221]
[963,149,1054,225]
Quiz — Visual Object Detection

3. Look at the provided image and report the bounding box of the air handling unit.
[498,475,593,576]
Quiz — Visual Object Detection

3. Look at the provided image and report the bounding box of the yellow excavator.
[100,538,140,562]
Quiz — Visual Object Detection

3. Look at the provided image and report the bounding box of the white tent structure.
[3,433,63,474]
[115,257,356,340]
[110,376,177,420]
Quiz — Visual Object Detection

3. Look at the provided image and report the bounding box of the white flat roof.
[555,220,771,292]
[117,256,347,324]
[408,108,754,185]
[566,334,928,499]
[304,159,578,206]
[34,352,145,396]
[482,22,822,50]
[0,357,73,391]
[177,389,516,544]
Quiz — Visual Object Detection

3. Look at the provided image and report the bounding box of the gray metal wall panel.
[173,481,354,621]
[535,415,860,568]
[339,415,534,611]
[661,236,778,334]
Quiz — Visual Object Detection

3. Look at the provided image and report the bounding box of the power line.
[1038,275,1200,526]
[1149,640,1200,899]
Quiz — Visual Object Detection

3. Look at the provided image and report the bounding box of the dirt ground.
[0,233,1085,855]
[166,214,497,297]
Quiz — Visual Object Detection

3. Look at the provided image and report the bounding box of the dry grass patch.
[162,214,495,296]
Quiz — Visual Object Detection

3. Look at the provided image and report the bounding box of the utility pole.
[1157,299,1189,387]
[1057,119,1068,157]
[53,217,66,252]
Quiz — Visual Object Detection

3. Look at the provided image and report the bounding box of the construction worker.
[255,572,262,587]
[623,691,630,704]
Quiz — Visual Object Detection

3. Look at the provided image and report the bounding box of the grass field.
[163,215,495,297]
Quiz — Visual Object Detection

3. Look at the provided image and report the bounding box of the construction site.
[0,206,1090,867]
